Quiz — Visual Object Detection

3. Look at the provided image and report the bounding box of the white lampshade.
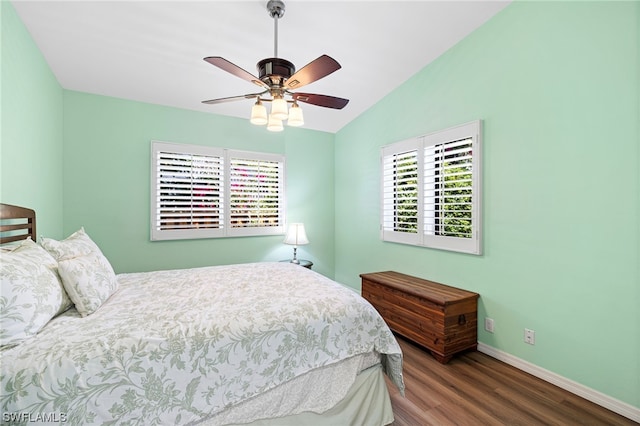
[287,103,304,127]
[271,97,289,120]
[250,99,268,125]
[267,114,284,132]
[283,223,309,246]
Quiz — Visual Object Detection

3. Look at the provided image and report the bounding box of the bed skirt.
[198,363,394,426]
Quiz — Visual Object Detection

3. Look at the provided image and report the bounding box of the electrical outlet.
[484,317,495,333]
[524,328,535,345]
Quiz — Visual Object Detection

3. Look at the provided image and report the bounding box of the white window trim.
[151,141,285,241]
[380,120,482,255]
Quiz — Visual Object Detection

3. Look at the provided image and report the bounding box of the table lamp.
[283,223,309,264]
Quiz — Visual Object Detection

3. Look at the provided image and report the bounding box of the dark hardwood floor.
[385,336,638,426]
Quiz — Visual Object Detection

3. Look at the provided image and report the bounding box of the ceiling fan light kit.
[250,99,268,126]
[271,96,289,121]
[287,102,304,127]
[267,114,284,132]
[202,0,348,131]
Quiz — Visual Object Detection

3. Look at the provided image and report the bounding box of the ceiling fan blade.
[204,56,268,89]
[202,92,264,105]
[292,93,349,110]
[285,55,341,90]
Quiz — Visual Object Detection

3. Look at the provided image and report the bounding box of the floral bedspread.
[1,262,403,425]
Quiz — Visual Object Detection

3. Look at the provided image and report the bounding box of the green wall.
[1,1,64,239]
[334,1,639,409]
[62,91,335,277]
[1,1,335,277]
[3,0,639,414]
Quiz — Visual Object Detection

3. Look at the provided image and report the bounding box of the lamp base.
[290,246,299,264]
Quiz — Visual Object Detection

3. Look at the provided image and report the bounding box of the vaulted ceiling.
[12,1,511,133]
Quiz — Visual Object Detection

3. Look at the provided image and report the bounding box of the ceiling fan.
[202,0,349,131]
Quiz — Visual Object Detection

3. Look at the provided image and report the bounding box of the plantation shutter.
[228,151,284,235]
[381,139,421,245]
[422,121,480,254]
[151,142,285,240]
[424,137,474,238]
[152,142,225,240]
[380,120,482,254]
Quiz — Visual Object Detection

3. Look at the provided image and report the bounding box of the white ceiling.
[12,0,510,133]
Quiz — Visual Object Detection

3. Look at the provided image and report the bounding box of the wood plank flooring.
[385,336,638,425]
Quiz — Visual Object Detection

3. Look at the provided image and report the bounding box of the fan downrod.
[267,0,285,58]
[259,0,293,85]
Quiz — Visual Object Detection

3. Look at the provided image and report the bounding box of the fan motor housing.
[257,58,295,85]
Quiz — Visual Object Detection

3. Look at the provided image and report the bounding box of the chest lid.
[360,271,478,306]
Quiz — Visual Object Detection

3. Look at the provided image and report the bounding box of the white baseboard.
[477,342,640,423]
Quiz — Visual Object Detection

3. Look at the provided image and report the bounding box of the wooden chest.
[360,271,479,364]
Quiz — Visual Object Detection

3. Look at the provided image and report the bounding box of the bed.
[0,204,404,425]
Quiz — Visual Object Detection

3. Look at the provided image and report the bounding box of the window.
[151,141,285,240]
[381,121,482,254]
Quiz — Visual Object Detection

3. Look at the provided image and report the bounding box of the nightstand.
[280,259,313,269]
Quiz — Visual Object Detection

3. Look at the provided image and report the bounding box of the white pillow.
[41,227,101,261]
[57,252,118,317]
[0,238,67,347]
[11,238,73,315]
[41,228,117,317]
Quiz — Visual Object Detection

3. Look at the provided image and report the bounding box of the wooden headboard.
[0,203,36,244]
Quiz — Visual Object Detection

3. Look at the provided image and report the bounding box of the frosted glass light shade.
[287,103,304,127]
[250,100,268,125]
[271,97,288,120]
[267,114,284,132]
[283,223,309,246]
